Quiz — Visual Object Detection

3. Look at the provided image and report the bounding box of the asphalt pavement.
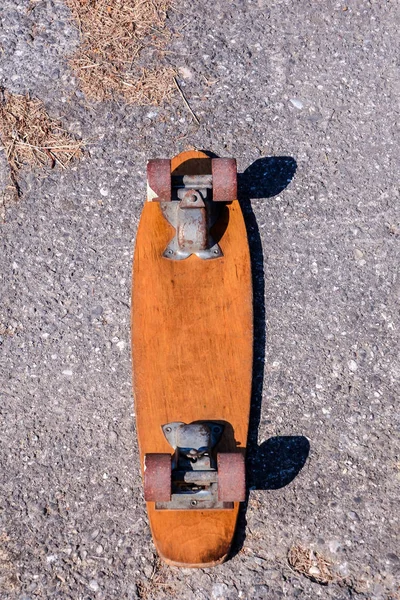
[0,1,399,598]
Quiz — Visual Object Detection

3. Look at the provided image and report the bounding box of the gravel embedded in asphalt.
[0,0,399,598]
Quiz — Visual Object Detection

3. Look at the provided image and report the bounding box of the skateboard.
[131,150,253,567]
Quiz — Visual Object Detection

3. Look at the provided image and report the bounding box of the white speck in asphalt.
[89,580,99,592]
[290,98,304,109]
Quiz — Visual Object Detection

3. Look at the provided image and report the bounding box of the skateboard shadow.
[228,435,310,562]
[238,156,297,200]
[247,435,310,490]
[231,155,310,560]
[237,155,306,480]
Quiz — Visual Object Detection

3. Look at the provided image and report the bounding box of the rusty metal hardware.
[154,421,234,511]
[211,158,238,202]
[161,198,222,260]
[160,183,223,260]
[147,160,237,260]
[147,159,172,202]
[144,453,171,502]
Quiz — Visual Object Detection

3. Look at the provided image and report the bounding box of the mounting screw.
[191,500,197,506]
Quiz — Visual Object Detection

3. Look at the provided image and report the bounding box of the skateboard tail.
[147,503,239,567]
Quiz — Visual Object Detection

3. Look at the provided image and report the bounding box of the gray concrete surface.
[1,0,399,598]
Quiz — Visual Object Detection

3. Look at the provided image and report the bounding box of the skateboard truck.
[147,158,237,261]
[161,188,222,261]
[144,421,245,510]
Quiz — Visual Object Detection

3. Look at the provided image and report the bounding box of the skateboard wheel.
[211,158,237,202]
[144,453,172,502]
[147,159,172,202]
[217,453,245,502]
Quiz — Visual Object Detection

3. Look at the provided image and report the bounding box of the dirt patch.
[135,558,176,599]
[65,0,175,105]
[0,533,19,593]
[0,89,84,206]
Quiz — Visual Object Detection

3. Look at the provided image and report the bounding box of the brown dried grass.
[65,0,175,105]
[288,545,336,585]
[0,89,84,202]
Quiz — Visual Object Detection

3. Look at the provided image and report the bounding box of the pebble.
[178,66,193,79]
[290,98,304,109]
[89,580,99,592]
[146,110,158,119]
[211,583,229,600]
[348,359,358,372]
[338,562,351,576]
[46,554,57,563]
[328,539,341,553]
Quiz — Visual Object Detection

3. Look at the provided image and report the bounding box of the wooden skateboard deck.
[131,151,253,567]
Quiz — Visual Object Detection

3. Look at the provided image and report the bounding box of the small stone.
[46,554,57,563]
[309,566,321,576]
[387,553,399,562]
[348,510,360,521]
[338,561,350,576]
[328,539,341,553]
[211,583,229,600]
[290,98,304,109]
[108,430,118,444]
[178,66,193,79]
[354,248,364,259]
[89,579,99,592]
[348,360,358,372]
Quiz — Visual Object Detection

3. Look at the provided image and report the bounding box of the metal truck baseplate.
[155,421,234,511]
[161,189,223,261]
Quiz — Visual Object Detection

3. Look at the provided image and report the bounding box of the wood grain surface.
[131,151,253,567]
